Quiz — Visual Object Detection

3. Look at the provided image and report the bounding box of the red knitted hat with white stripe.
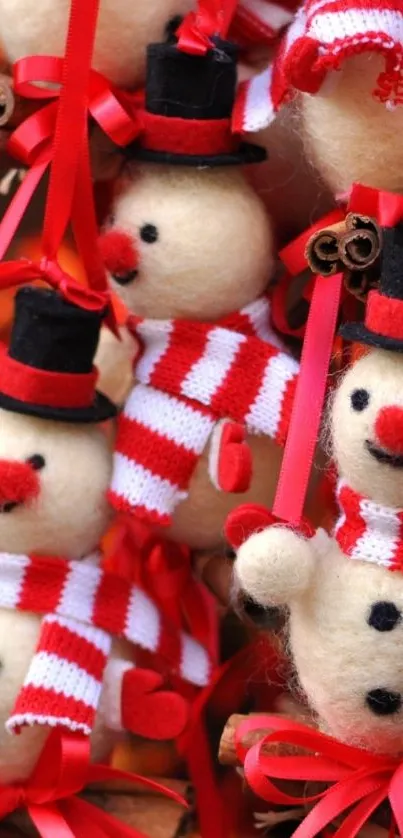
[234,0,403,132]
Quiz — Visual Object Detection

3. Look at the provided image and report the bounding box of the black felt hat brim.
[0,390,117,423]
[124,141,267,167]
[339,322,403,354]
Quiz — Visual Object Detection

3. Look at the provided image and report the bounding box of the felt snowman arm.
[234,526,316,606]
[101,660,189,740]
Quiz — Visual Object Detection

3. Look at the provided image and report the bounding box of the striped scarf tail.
[7,614,112,735]
[110,297,299,526]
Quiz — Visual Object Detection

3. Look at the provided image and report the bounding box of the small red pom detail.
[375,406,403,455]
[225,503,276,549]
[0,460,40,506]
[98,230,139,275]
[217,422,252,493]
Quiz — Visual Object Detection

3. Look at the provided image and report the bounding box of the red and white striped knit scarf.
[109,296,299,526]
[334,480,403,571]
[0,552,211,736]
[234,0,403,133]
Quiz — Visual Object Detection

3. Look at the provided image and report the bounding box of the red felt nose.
[98,230,139,274]
[0,460,40,505]
[375,406,403,454]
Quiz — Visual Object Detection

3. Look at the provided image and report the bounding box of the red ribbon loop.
[0,257,108,312]
[0,729,186,838]
[177,0,239,54]
[237,715,403,838]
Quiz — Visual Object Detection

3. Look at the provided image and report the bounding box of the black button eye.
[140,224,158,244]
[368,601,401,632]
[165,15,183,42]
[351,389,370,411]
[224,545,236,560]
[366,688,402,716]
[27,454,45,471]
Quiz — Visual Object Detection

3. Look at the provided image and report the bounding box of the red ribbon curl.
[237,715,403,838]
[0,728,186,838]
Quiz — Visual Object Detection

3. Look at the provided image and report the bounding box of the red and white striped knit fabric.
[234,0,403,133]
[334,480,403,570]
[109,296,299,526]
[231,0,296,49]
[0,552,211,735]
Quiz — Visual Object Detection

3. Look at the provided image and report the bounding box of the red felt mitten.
[209,420,252,493]
[122,668,189,740]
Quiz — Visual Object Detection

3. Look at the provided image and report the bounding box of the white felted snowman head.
[0,0,194,89]
[240,0,403,197]
[99,41,273,321]
[234,223,403,755]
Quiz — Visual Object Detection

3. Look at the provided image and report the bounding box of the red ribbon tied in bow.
[177,0,239,54]
[237,715,403,838]
[0,728,186,838]
[0,47,138,320]
[0,257,108,312]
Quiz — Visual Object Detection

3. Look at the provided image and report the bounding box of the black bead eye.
[224,545,236,560]
[27,454,45,471]
[368,601,401,632]
[165,15,183,42]
[351,389,370,411]
[140,224,158,244]
[366,688,402,716]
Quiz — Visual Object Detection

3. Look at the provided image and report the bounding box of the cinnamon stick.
[305,221,345,276]
[219,713,308,767]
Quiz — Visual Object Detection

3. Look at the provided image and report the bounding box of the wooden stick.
[219,713,309,766]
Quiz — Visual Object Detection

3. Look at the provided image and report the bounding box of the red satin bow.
[177,0,239,54]
[272,183,403,528]
[0,728,185,838]
[0,257,108,311]
[237,715,403,838]
[0,1,138,323]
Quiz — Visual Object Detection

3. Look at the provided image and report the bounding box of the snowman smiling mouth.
[365,440,403,468]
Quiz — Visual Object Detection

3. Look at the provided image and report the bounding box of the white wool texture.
[109,164,274,321]
[0,0,194,88]
[301,54,403,195]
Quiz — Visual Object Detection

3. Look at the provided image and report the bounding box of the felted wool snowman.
[0,285,204,785]
[234,222,403,755]
[99,39,301,550]
[239,0,403,197]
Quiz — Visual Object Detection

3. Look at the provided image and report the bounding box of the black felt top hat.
[340,223,403,353]
[125,40,266,167]
[0,286,116,422]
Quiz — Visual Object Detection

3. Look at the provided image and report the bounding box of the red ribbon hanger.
[0,728,186,838]
[236,715,403,838]
[272,183,398,527]
[0,0,138,322]
[178,0,239,54]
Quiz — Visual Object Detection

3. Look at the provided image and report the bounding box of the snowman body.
[0,407,132,782]
[102,162,301,548]
[235,330,403,753]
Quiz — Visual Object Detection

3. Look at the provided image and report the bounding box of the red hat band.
[139,111,238,157]
[0,348,99,410]
[365,290,403,342]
